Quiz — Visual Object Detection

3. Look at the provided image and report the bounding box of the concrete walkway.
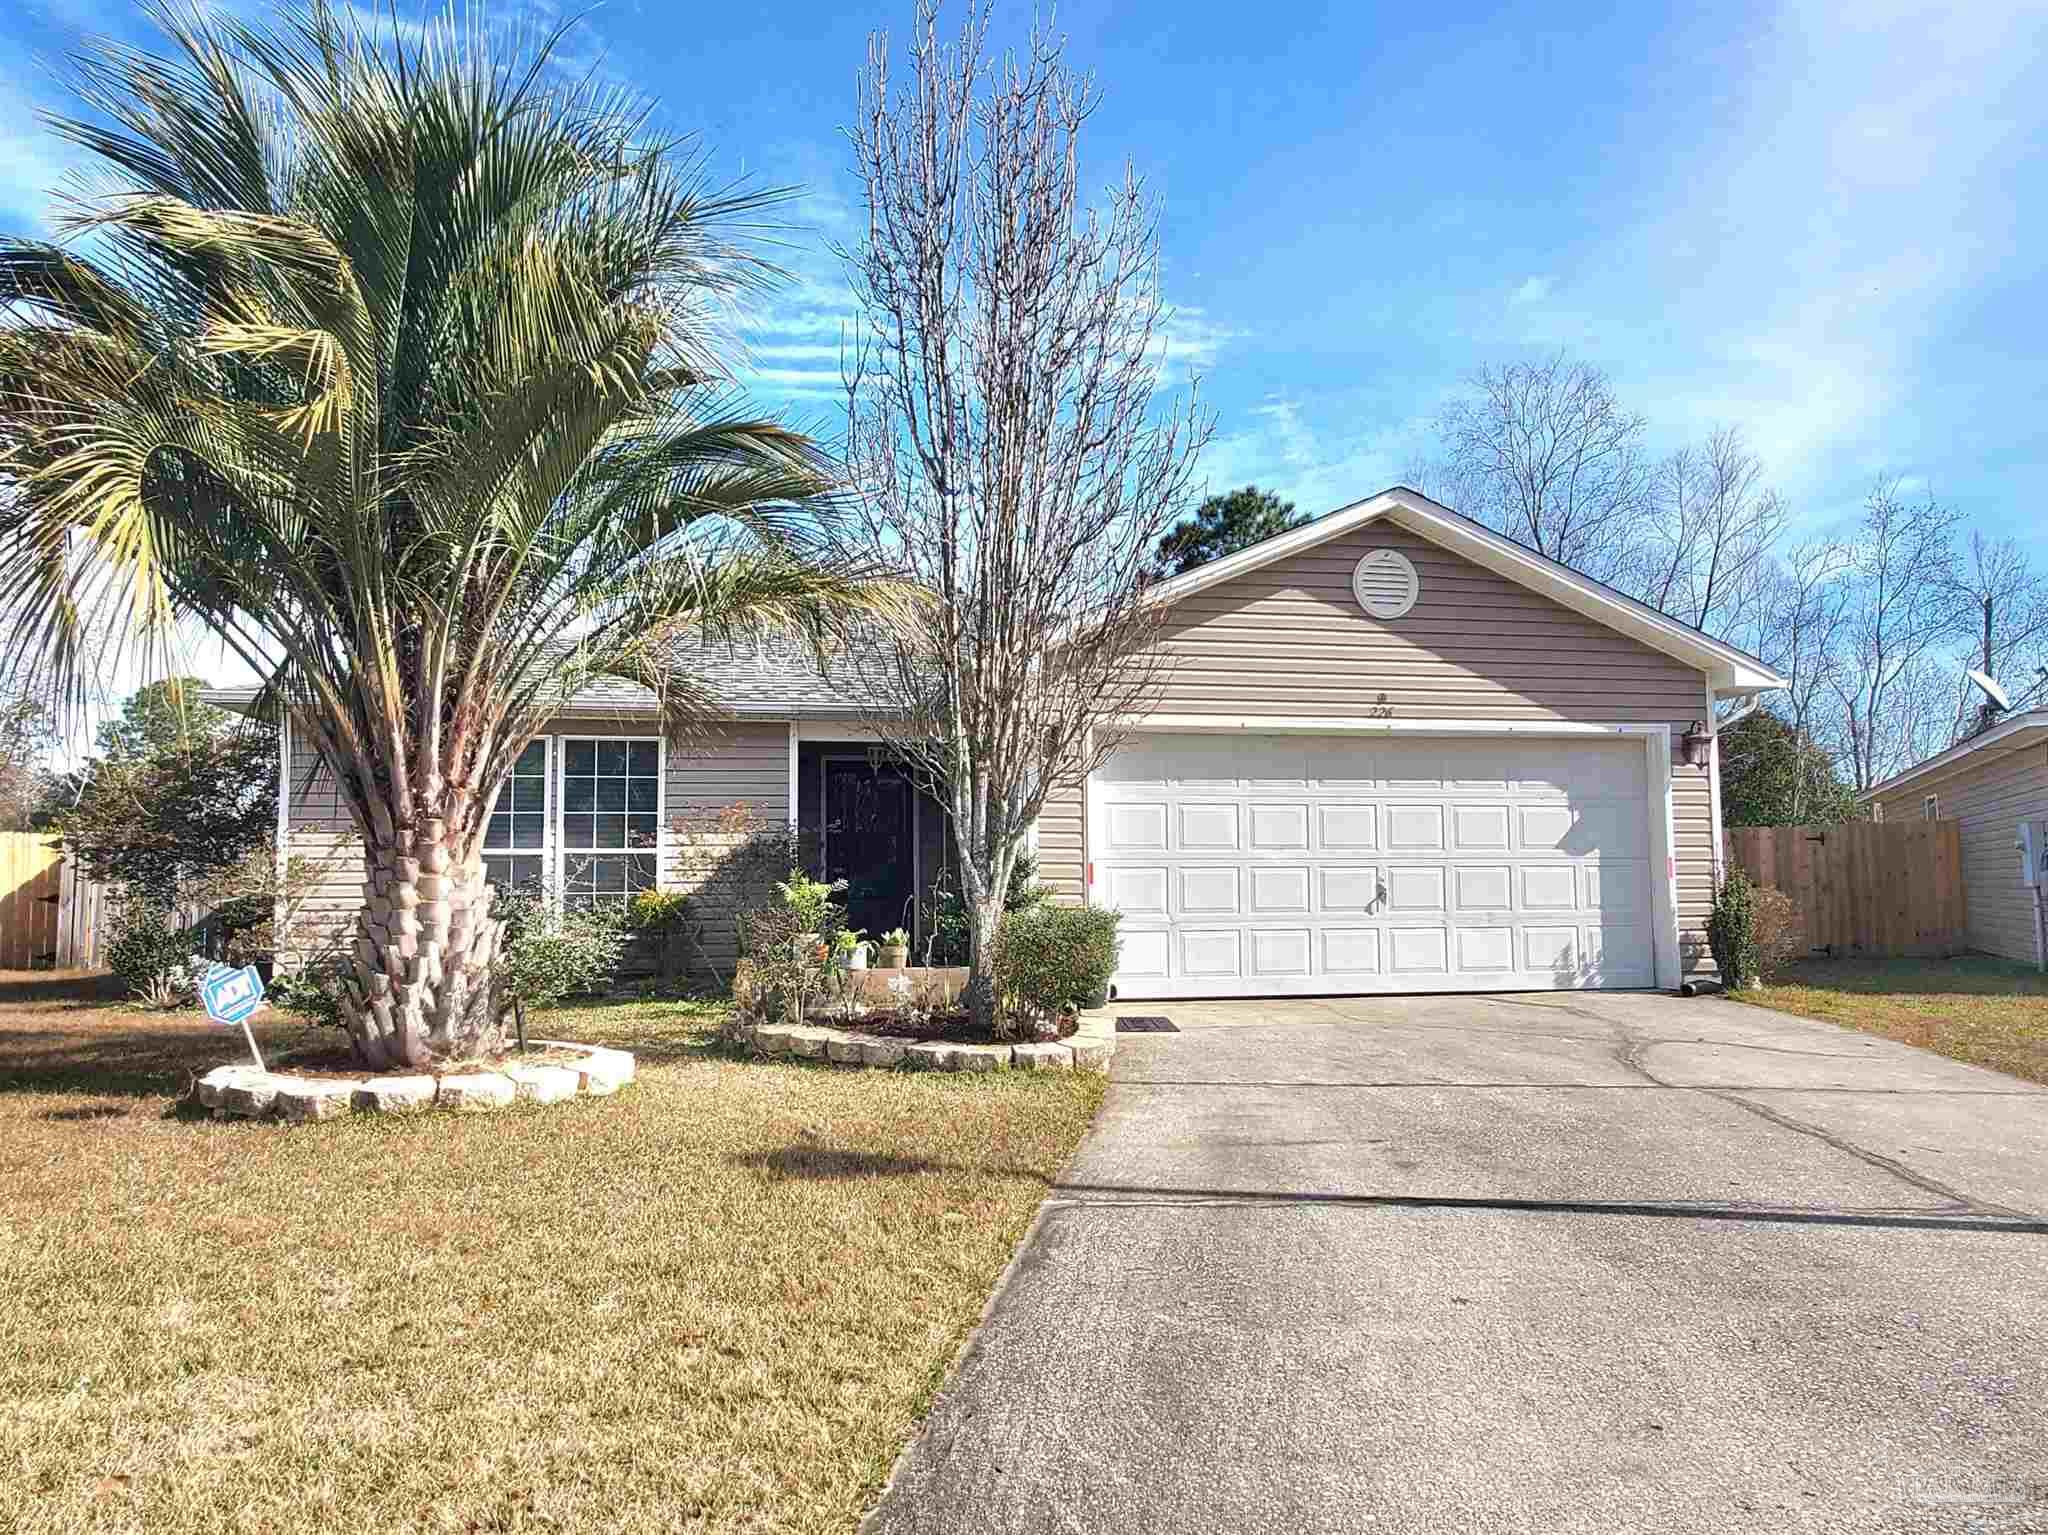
[865,992,2048,1535]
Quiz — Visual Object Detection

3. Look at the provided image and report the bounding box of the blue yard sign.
[201,962,269,1070]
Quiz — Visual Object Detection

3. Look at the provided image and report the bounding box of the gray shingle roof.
[202,631,867,722]
[558,629,861,718]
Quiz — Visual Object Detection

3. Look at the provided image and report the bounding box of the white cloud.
[1510,275,1552,307]
[1195,394,1428,517]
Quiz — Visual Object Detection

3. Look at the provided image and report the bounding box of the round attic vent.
[1352,548,1419,619]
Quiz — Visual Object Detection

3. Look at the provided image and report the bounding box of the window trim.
[555,733,666,909]
[482,736,552,891]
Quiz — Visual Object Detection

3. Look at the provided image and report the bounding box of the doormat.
[1115,1015,1179,1034]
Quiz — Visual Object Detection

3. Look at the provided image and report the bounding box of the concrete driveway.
[865,993,2048,1535]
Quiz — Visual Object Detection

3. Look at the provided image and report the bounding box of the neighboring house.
[212,487,1785,997]
[1861,710,2048,967]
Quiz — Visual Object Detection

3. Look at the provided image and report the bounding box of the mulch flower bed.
[839,1009,1080,1045]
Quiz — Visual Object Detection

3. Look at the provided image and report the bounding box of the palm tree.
[0,1,900,1068]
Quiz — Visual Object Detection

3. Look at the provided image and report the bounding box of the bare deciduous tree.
[1747,538,1853,823]
[1944,530,2048,735]
[840,1,1208,1034]
[1827,481,1961,790]
[1635,427,1786,635]
[1426,353,1647,581]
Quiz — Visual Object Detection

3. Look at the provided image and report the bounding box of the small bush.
[493,886,630,1012]
[107,910,206,1008]
[774,870,845,932]
[1707,869,1760,989]
[1751,884,1808,980]
[269,964,346,1029]
[737,901,839,1030]
[992,904,1121,1025]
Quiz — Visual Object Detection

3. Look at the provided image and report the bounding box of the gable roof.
[1859,708,2048,802]
[1144,487,1786,696]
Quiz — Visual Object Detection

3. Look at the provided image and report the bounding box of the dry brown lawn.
[1737,954,2048,1085]
[0,972,1104,1534]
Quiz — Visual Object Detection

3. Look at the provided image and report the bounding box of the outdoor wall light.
[1681,721,1712,769]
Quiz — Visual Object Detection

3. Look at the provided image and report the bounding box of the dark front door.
[822,758,916,942]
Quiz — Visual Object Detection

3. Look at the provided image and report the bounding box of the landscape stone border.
[737,1011,1116,1073]
[193,1039,636,1122]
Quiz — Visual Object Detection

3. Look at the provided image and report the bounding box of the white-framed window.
[483,739,550,891]
[1923,793,1939,822]
[559,736,661,910]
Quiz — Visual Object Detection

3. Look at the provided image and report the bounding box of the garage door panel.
[1320,866,1381,911]
[1318,804,1378,849]
[1177,866,1240,915]
[1520,864,1578,910]
[1383,865,1446,911]
[1105,865,1168,916]
[1455,926,1516,972]
[1385,804,1446,850]
[1389,926,1450,972]
[1118,928,1171,977]
[1179,928,1243,978]
[1322,928,1382,973]
[1452,803,1511,850]
[1249,928,1313,976]
[1096,733,1656,998]
[1249,865,1312,913]
[1105,802,1167,852]
[1452,864,1513,911]
[1523,924,1579,972]
[1177,803,1240,850]
[1248,803,1310,849]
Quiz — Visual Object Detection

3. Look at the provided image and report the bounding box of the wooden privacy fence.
[0,833,110,970]
[1723,821,1965,959]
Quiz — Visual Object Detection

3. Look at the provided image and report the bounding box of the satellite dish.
[1967,669,2012,712]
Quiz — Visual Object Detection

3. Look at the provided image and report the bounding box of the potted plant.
[832,928,871,970]
[776,870,845,957]
[878,927,911,968]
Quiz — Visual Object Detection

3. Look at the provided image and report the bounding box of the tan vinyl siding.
[280,718,793,974]
[1876,743,2048,964]
[1045,518,1720,973]
[663,723,792,975]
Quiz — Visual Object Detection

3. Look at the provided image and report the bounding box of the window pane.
[486,813,511,849]
[597,740,627,775]
[566,740,596,775]
[594,813,625,848]
[627,854,656,890]
[562,853,596,892]
[484,855,542,892]
[562,813,595,849]
[513,741,547,775]
[629,742,657,777]
[564,777,594,813]
[596,777,628,812]
[596,856,626,893]
[627,778,657,813]
[628,814,658,847]
[513,813,545,849]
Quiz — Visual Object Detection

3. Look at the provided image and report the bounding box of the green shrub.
[269,964,346,1029]
[923,850,1053,965]
[993,904,1121,1020]
[774,870,844,932]
[106,910,204,1008]
[493,886,630,1011]
[1707,869,1760,989]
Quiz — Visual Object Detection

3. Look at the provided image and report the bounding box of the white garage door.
[1093,734,1658,998]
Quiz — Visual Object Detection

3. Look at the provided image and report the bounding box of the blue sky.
[4,0,2046,557]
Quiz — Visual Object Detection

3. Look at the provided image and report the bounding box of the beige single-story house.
[222,487,1786,995]
[1862,710,2048,967]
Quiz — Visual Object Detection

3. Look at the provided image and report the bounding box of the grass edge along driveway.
[1735,954,2048,1087]
[0,979,1105,1535]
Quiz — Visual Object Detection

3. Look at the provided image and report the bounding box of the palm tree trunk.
[339,819,507,1068]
